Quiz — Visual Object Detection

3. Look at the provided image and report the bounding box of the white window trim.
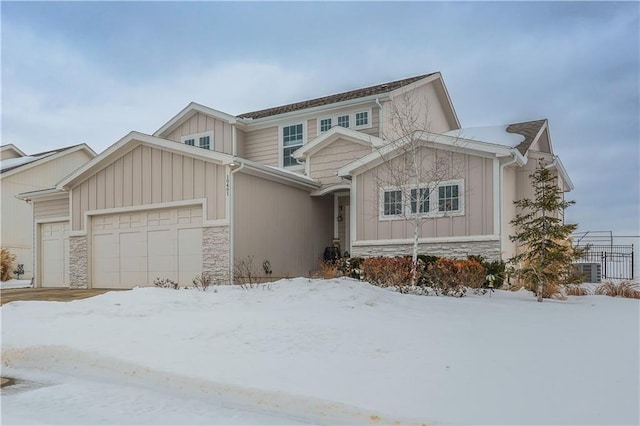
[181,131,214,150]
[378,179,465,221]
[317,108,373,133]
[279,122,307,170]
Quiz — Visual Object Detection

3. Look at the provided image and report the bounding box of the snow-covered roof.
[444,125,525,147]
[0,152,57,173]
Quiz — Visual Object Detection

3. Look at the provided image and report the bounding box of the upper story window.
[199,135,210,150]
[355,111,369,127]
[318,108,372,133]
[282,123,304,167]
[181,131,214,150]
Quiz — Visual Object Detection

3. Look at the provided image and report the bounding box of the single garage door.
[40,221,69,287]
[91,206,203,288]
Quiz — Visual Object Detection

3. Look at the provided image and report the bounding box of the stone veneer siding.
[351,238,501,261]
[202,226,230,283]
[69,235,88,289]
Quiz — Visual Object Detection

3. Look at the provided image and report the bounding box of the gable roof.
[57,132,236,190]
[237,73,436,120]
[292,125,385,160]
[507,119,548,155]
[0,144,96,176]
[153,102,238,138]
[338,131,525,178]
[0,144,27,159]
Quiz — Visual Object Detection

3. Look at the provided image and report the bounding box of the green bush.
[468,255,506,288]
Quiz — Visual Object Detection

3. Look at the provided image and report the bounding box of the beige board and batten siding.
[356,148,494,241]
[233,172,333,279]
[1,149,92,280]
[164,112,234,155]
[384,81,457,138]
[71,145,227,231]
[243,126,279,167]
[309,138,372,186]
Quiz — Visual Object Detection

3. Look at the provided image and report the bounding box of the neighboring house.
[1,143,97,281]
[18,72,573,289]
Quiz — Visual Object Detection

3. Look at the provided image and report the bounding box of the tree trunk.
[537,282,543,302]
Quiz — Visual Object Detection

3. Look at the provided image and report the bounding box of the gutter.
[543,154,574,192]
[228,160,246,283]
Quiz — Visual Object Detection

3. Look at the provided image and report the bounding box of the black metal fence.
[575,244,635,280]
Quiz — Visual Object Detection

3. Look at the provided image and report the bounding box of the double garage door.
[91,207,203,289]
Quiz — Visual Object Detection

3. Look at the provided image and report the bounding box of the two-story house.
[1,143,96,281]
[18,72,572,289]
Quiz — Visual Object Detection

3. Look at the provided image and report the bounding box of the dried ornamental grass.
[565,285,590,296]
[318,261,341,279]
[595,280,640,299]
[1,248,17,282]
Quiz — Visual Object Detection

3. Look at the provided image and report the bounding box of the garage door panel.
[119,232,145,286]
[178,228,202,285]
[93,234,119,287]
[91,207,203,289]
[147,229,175,282]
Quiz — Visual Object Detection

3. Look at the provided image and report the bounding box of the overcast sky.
[2,1,638,238]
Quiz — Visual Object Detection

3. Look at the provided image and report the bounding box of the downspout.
[375,98,384,137]
[499,150,520,255]
[232,124,237,156]
[228,160,245,283]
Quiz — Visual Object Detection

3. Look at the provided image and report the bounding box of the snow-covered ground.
[1,278,638,425]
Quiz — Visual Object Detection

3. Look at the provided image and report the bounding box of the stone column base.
[69,236,88,289]
[202,226,230,284]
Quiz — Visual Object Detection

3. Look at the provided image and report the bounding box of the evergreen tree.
[509,163,584,302]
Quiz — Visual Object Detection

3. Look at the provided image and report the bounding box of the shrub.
[154,277,179,289]
[339,257,364,279]
[192,272,215,291]
[360,256,413,287]
[565,285,590,296]
[318,260,340,279]
[468,255,506,288]
[595,280,640,299]
[1,248,17,282]
[234,256,259,289]
[426,258,486,289]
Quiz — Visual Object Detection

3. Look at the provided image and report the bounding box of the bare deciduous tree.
[372,92,465,283]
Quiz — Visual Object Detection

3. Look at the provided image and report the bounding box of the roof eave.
[58,132,235,190]
[239,93,392,128]
[153,102,238,138]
